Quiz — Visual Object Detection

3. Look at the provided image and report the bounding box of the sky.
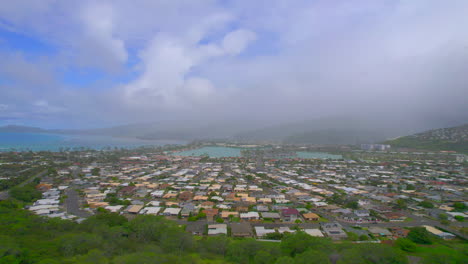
[0,0,467,130]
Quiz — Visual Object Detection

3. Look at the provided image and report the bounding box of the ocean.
[0,132,184,152]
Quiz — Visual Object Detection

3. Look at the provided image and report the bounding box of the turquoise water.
[173,146,342,159]
[296,151,342,159]
[173,146,242,158]
[0,132,183,152]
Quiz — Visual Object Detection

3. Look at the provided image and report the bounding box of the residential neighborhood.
[2,143,465,243]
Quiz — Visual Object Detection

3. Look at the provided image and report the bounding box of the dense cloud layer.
[0,0,467,131]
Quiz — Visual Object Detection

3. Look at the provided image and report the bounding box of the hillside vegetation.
[385,124,468,154]
[1,200,467,264]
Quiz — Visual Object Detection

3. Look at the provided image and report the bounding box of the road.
[0,169,47,200]
[64,187,91,218]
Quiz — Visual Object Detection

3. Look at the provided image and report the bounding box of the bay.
[0,132,183,152]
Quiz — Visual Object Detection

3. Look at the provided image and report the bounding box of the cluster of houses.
[21,147,465,241]
[27,184,75,220]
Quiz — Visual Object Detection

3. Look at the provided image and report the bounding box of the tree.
[453,202,466,211]
[345,201,359,209]
[337,244,408,264]
[346,232,358,241]
[274,256,294,264]
[227,239,264,263]
[394,199,408,210]
[82,211,128,228]
[58,233,103,257]
[418,201,434,208]
[407,227,432,244]
[264,232,284,240]
[395,238,417,252]
[9,185,41,203]
[91,168,101,176]
[438,213,448,221]
[281,232,333,257]
[294,249,330,264]
[454,215,464,222]
[198,235,230,256]
[254,250,279,264]
[422,251,464,264]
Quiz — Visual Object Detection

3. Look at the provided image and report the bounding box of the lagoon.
[172,146,342,159]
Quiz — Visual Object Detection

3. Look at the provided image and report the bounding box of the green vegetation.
[0,201,466,263]
[345,200,359,209]
[91,168,101,176]
[9,184,42,203]
[104,193,131,206]
[384,123,468,154]
[407,227,433,245]
[453,202,466,211]
[0,165,44,191]
[418,201,434,209]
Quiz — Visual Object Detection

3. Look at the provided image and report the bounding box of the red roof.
[282,208,300,216]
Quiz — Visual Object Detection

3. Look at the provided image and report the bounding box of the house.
[186,222,206,236]
[178,191,193,201]
[354,210,370,217]
[180,204,197,217]
[235,205,249,212]
[303,229,324,237]
[423,225,456,240]
[255,226,276,238]
[161,208,181,216]
[281,208,300,222]
[303,212,320,221]
[320,222,347,240]
[368,227,392,237]
[193,195,208,201]
[231,223,253,237]
[203,208,219,221]
[256,205,269,212]
[151,190,165,198]
[126,205,144,214]
[389,227,410,238]
[201,201,215,208]
[140,207,160,215]
[208,224,228,236]
[240,212,260,221]
[382,212,407,222]
[105,205,123,213]
[261,212,281,221]
[119,186,136,196]
[278,226,294,234]
[221,211,239,219]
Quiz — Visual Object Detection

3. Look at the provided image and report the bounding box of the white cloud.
[77,2,127,72]
[0,0,467,127]
[222,29,256,55]
[122,21,256,110]
[34,100,48,107]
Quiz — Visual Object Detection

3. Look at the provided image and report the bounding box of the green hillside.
[385,124,468,154]
[1,200,466,264]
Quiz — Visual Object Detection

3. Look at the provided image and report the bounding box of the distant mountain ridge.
[384,124,468,154]
[1,117,467,146]
[230,116,462,145]
[0,125,46,133]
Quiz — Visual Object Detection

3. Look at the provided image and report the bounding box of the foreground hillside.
[0,200,466,264]
[385,124,468,154]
